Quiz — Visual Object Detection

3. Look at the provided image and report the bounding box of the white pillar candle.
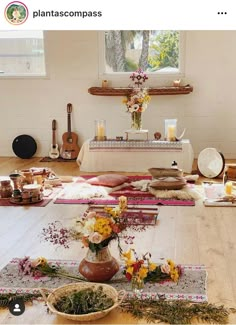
[95,120,106,140]
[97,125,105,138]
[167,125,176,141]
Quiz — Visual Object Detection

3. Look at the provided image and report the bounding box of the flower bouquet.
[122,249,181,291]
[122,69,151,130]
[41,196,134,281]
[42,196,129,254]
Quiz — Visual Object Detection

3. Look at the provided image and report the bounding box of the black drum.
[12,135,37,159]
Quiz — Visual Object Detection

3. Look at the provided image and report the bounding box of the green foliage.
[54,286,114,314]
[120,298,236,324]
[125,58,138,72]
[0,293,42,308]
[148,31,179,71]
[105,30,179,73]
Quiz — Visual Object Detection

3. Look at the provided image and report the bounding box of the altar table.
[77,139,194,173]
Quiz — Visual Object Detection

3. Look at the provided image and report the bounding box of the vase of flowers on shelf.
[122,69,151,130]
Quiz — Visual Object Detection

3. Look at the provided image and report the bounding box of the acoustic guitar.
[49,119,60,159]
[60,103,80,159]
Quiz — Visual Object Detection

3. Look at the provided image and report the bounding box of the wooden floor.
[0,157,236,324]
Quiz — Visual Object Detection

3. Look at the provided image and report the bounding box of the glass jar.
[131,275,144,293]
[165,119,177,141]
[95,120,106,141]
[0,180,13,198]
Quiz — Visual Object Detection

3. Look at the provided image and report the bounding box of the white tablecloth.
[77,139,194,173]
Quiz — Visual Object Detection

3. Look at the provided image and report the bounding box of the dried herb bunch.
[0,293,42,308]
[54,286,113,315]
[120,298,236,324]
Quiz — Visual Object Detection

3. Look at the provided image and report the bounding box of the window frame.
[98,30,186,86]
[0,30,48,79]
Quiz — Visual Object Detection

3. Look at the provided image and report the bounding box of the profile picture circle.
[5,1,28,25]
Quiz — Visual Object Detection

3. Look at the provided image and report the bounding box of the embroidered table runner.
[89,140,183,152]
[0,258,207,302]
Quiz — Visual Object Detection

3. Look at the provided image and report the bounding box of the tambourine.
[197,148,225,178]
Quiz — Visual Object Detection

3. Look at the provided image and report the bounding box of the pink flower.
[87,211,96,219]
[89,232,103,244]
[160,263,171,275]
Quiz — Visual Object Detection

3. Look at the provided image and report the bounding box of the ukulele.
[60,103,80,159]
[49,119,60,159]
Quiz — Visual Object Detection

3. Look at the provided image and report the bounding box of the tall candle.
[97,125,105,138]
[225,181,233,195]
[167,125,176,141]
[95,120,106,140]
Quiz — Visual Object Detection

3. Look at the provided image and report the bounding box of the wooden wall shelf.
[88,85,193,96]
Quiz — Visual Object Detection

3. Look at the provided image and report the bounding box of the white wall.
[0,30,236,158]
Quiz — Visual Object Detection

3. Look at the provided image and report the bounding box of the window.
[99,30,185,82]
[0,31,46,77]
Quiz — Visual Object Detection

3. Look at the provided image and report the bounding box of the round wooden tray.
[10,198,43,205]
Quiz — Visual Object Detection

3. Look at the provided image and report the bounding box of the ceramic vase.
[79,246,119,282]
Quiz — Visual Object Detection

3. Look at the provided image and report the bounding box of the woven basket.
[41,282,126,322]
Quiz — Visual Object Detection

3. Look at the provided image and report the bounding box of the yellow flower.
[102,225,113,236]
[144,95,151,102]
[126,266,134,275]
[170,268,180,282]
[104,206,120,218]
[122,98,128,104]
[94,217,112,236]
[149,262,157,272]
[122,249,132,260]
[138,266,148,279]
[167,259,175,269]
[118,196,127,211]
[104,207,113,214]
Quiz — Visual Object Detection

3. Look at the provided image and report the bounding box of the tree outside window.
[104,30,180,74]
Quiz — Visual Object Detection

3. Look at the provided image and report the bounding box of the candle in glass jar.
[225,181,233,195]
[95,120,106,140]
[97,125,105,138]
[167,125,176,141]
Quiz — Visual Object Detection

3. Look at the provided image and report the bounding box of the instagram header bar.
[0,0,236,30]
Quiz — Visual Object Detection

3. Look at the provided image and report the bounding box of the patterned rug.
[54,175,195,206]
[0,258,207,302]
